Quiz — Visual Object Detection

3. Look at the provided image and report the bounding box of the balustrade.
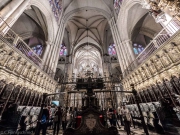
[0,18,42,67]
[0,30,56,107]
[124,18,180,76]
[0,17,55,77]
[123,27,180,99]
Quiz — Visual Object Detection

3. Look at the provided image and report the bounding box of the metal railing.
[0,18,57,78]
[0,17,43,67]
[123,17,180,76]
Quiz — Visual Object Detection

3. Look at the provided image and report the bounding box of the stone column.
[122,40,137,72]
[0,83,15,117]
[109,17,126,72]
[21,90,28,105]
[120,42,129,69]
[0,0,23,24]
[43,41,52,69]
[52,19,65,73]
[113,17,130,72]
[1,0,30,32]
[46,36,59,74]
[36,94,40,106]
[125,40,135,63]
[27,91,33,106]
[0,81,6,95]
[15,87,24,103]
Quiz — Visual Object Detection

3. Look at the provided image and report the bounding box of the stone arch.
[117,0,144,41]
[73,42,103,56]
[29,0,58,42]
[118,0,163,46]
[15,79,25,87]
[63,0,112,22]
[64,7,111,23]
[8,76,17,84]
[0,73,9,82]
[170,72,179,78]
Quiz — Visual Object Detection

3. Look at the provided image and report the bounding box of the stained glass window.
[32,45,43,56]
[60,44,67,56]
[48,0,62,21]
[108,44,116,55]
[133,43,144,55]
[114,0,122,14]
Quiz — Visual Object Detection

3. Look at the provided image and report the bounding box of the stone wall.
[122,31,180,103]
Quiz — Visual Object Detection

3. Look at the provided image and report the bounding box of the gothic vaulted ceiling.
[66,10,108,49]
[63,0,114,76]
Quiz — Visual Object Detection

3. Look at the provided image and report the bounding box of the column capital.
[25,4,32,10]
[122,39,132,44]
[155,12,167,23]
[140,0,151,9]
[46,41,53,45]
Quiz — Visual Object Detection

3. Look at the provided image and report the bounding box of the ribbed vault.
[66,10,108,49]
[74,44,103,77]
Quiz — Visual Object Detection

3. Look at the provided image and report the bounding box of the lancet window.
[108,43,116,55]
[60,44,67,56]
[48,0,62,21]
[133,43,144,55]
[32,45,43,56]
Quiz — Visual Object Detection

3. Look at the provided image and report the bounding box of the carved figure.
[161,55,171,66]
[16,61,24,73]
[0,50,7,61]
[1,84,14,99]
[150,1,160,11]
[6,57,16,70]
[169,48,180,61]
[155,59,163,70]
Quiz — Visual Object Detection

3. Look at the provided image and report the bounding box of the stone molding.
[122,31,180,92]
[0,41,57,94]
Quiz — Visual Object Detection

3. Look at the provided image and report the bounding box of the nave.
[1,0,180,135]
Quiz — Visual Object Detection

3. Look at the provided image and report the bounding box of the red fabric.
[76,116,82,128]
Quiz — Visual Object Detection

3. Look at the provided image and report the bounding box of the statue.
[169,48,180,61]
[6,57,16,70]
[16,61,24,73]
[0,50,7,62]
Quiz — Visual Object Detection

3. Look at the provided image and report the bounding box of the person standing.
[107,108,113,126]
[53,107,62,135]
[121,105,131,135]
[66,110,73,128]
[118,106,124,126]
[113,109,121,129]
[62,108,66,131]
[39,106,50,135]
